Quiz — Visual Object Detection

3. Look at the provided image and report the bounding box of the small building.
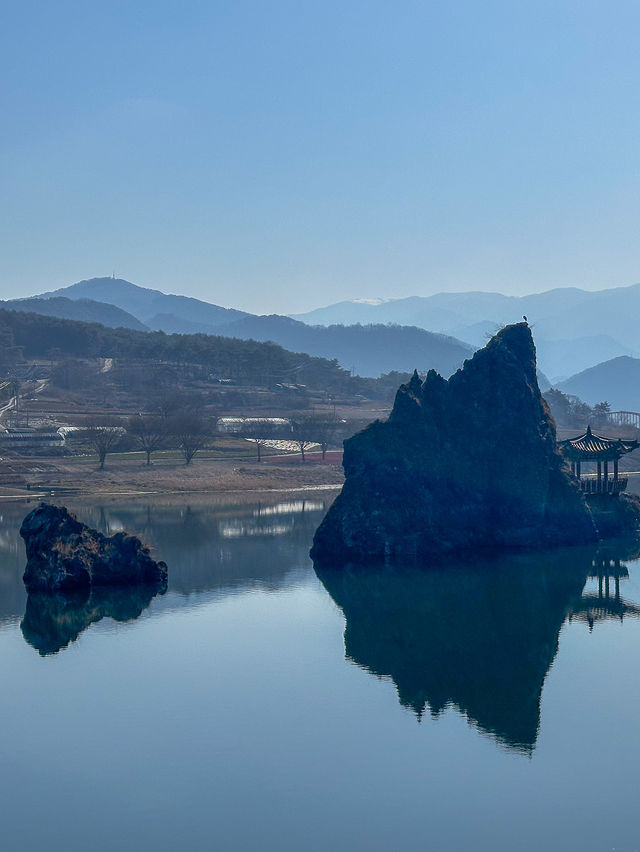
[216,416,290,435]
[558,425,638,495]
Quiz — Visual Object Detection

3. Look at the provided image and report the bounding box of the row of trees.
[80,410,342,469]
[238,415,339,462]
[82,410,213,469]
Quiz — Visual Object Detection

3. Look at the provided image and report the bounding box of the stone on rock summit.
[312,323,598,563]
[20,503,168,592]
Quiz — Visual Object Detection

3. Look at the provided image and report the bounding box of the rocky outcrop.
[20,503,168,592]
[312,323,598,563]
[585,491,640,539]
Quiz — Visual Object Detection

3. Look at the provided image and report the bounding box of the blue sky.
[2,0,640,313]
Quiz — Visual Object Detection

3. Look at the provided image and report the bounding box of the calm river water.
[1,492,639,851]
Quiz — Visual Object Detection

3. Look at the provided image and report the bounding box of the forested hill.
[0,307,392,395]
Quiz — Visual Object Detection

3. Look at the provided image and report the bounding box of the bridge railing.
[608,411,640,428]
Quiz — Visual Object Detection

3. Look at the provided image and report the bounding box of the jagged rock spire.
[312,323,597,563]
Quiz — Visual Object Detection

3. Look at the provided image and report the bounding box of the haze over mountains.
[294,287,640,381]
[557,357,640,412]
[293,286,640,349]
[219,315,472,379]
[8,276,640,397]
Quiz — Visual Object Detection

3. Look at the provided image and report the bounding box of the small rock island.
[312,323,640,564]
[20,503,168,592]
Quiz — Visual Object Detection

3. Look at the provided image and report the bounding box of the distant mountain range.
[557,356,640,411]
[21,278,473,377]
[291,286,640,349]
[292,286,640,380]
[536,336,637,383]
[11,276,640,388]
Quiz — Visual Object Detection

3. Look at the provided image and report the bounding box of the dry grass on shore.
[0,451,344,498]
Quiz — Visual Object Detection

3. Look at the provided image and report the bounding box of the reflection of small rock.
[21,584,165,655]
[20,503,168,592]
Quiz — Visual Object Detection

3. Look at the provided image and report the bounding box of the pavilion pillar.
[576,461,581,478]
[604,460,609,492]
[597,460,602,491]
[614,458,619,484]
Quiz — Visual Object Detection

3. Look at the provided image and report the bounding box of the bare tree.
[311,415,338,460]
[290,416,317,463]
[167,412,212,465]
[127,413,166,465]
[151,388,204,421]
[239,419,278,461]
[82,417,123,469]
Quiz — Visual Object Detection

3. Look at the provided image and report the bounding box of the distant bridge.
[608,411,640,428]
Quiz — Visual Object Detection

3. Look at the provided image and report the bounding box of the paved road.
[0,395,17,423]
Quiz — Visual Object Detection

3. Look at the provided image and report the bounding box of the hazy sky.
[3,0,640,314]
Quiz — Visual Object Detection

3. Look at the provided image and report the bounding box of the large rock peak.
[313,324,597,564]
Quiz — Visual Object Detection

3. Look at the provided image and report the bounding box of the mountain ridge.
[292,284,640,351]
[557,356,640,411]
[40,277,249,329]
[3,296,148,331]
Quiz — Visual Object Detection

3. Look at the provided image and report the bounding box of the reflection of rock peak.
[316,547,602,752]
[312,323,596,563]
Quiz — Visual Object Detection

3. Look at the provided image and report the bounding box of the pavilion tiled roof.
[558,425,639,460]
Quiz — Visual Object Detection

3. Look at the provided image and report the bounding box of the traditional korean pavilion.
[558,425,639,495]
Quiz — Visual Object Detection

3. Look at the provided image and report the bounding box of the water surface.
[0,494,639,851]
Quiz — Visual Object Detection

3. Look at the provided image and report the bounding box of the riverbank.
[0,451,345,499]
